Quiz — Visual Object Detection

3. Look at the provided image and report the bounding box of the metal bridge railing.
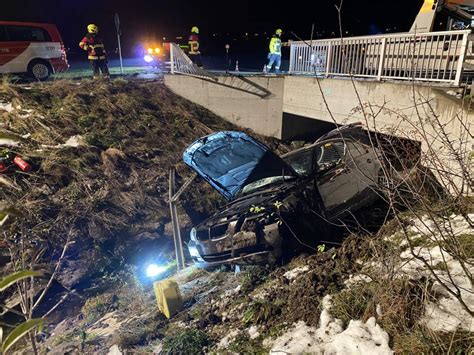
[289,30,471,86]
[169,43,217,81]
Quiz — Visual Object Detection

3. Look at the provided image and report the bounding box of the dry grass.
[0,79,245,265]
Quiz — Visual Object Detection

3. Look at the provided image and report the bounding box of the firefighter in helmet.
[188,26,203,68]
[79,24,110,78]
[264,29,283,73]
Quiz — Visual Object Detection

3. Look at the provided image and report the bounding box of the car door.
[0,25,13,73]
[315,140,360,218]
[0,25,32,74]
[345,141,381,204]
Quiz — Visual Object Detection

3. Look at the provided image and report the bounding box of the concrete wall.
[166,75,472,146]
[164,74,285,138]
[283,76,472,137]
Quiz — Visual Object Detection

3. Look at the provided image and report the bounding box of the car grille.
[210,224,229,239]
[196,229,209,241]
[201,245,267,263]
[196,224,229,241]
[201,251,232,262]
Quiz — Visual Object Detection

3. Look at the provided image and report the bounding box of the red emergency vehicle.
[0,21,69,80]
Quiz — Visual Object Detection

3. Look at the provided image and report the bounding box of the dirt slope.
[0,78,289,288]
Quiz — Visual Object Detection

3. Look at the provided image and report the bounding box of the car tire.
[28,60,51,81]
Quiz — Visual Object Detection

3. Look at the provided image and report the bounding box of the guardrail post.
[289,42,295,74]
[325,43,332,77]
[169,168,185,271]
[170,43,175,74]
[377,38,387,81]
[454,32,469,86]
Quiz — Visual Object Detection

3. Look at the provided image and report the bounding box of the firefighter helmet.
[191,26,199,34]
[88,24,99,34]
[275,29,283,35]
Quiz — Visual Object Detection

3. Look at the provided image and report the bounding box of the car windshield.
[239,175,295,195]
[282,149,313,176]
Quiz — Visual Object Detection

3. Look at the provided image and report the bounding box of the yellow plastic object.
[153,280,183,319]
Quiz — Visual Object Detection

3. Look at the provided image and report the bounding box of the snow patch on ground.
[107,345,122,355]
[217,329,240,349]
[247,325,259,339]
[360,214,474,333]
[0,102,34,115]
[269,295,393,355]
[0,102,13,113]
[344,274,372,287]
[0,138,19,147]
[408,214,473,241]
[223,284,241,298]
[41,135,87,149]
[399,245,474,332]
[284,265,309,281]
[397,214,474,332]
[64,135,86,147]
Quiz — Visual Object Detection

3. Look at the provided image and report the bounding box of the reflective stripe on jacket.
[269,36,282,55]
[79,34,106,60]
[188,34,200,54]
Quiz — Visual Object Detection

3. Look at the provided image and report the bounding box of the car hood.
[198,181,297,228]
[183,131,297,200]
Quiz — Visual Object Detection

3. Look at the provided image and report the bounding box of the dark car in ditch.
[183,124,386,268]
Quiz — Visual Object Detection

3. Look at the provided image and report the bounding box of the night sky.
[2,0,423,55]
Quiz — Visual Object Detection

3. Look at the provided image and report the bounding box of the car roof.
[0,21,57,27]
[281,124,368,159]
[315,123,368,143]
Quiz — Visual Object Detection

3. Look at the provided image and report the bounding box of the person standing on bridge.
[79,24,110,78]
[264,29,283,74]
[188,26,203,68]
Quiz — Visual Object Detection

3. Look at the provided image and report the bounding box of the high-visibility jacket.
[269,36,282,55]
[188,34,200,55]
[79,34,106,60]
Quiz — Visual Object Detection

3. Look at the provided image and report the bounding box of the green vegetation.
[239,266,271,293]
[0,271,46,354]
[54,66,152,79]
[457,233,474,259]
[227,333,268,354]
[115,314,165,348]
[243,300,285,325]
[81,293,117,322]
[162,329,211,355]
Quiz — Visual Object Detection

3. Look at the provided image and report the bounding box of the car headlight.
[145,263,168,278]
[144,54,154,63]
[190,227,197,242]
[189,245,200,258]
